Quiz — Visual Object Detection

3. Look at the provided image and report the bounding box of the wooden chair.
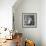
[14,33,23,46]
[25,40,35,46]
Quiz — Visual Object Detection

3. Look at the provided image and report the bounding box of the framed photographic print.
[22,13,37,28]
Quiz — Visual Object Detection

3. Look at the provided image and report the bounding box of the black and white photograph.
[22,13,37,28]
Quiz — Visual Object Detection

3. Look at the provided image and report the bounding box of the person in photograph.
[26,16,34,25]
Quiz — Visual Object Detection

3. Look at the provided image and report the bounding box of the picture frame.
[22,13,37,28]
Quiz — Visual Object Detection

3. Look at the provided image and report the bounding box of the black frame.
[22,13,37,28]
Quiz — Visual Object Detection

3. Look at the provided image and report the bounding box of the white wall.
[1,0,46,46]
[0,0,16,30]
[40,0,46,46]
[13,0,41,46]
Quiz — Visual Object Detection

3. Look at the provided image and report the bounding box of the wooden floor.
[0,39,16,46]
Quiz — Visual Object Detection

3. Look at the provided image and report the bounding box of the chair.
[14,33,23,46]
[25,40,35,46]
